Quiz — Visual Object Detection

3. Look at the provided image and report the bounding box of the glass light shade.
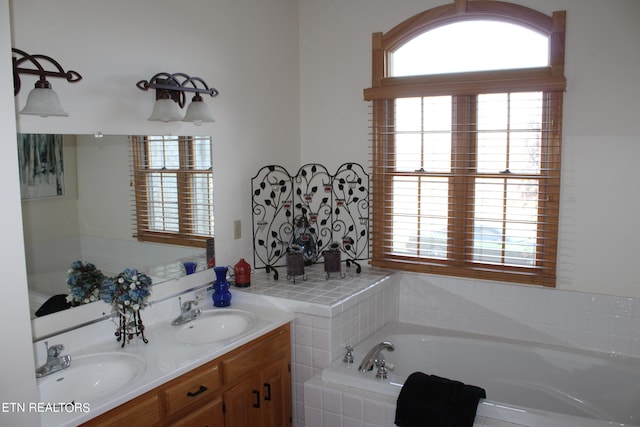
[183,98,214,125]
[20,87,68,117]
[148,98,183,122]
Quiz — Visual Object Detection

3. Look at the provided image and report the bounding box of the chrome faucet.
[171,298,201,326]
[358,341,394,378]
[35,342,71,378]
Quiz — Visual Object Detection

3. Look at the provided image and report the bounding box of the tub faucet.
[358,341,395,374]
[171,298,201,326]
[35,342,71,378]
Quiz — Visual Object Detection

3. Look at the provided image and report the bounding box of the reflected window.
[131,135,213,247]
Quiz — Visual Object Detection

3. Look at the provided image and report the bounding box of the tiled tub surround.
[304,271,640,427]
[237,264,398,427]
[399,272,640,358]
[314,323,640,427]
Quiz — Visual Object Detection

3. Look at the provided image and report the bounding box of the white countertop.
[35,287,294,427]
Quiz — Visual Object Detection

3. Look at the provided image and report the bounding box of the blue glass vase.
[212,266,232,307]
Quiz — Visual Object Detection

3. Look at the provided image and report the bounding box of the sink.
[174,309,257,345]
[37,352,146,404]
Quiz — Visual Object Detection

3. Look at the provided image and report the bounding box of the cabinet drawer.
[222,324,290,384]
[162,362,221,417]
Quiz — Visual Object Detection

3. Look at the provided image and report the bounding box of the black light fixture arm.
[12,48,82,96]
[136,72,218,108]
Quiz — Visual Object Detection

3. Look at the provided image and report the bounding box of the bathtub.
[321,322,640,427]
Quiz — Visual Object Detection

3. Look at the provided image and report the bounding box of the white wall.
[0,0,39,424]
[299,0,640,298]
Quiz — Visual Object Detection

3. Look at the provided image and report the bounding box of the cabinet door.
[169,397,224,427]
[79,392,161,427]
[223,377,263,427]
[261,359,292,427]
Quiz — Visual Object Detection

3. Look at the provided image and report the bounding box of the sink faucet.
[35,342,71,378]
[171,298,201,326]
[358,341,394,377]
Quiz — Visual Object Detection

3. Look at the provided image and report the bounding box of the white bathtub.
[321,322,640,427]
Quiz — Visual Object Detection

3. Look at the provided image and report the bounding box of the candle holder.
[323,243,345,279]
[286,246,306,283]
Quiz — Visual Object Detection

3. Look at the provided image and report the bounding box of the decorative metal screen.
[251,163,369,279]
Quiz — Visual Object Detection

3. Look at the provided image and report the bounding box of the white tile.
[322,411,343,427]
[609,333,632,355]
[296,314,314,327]
[312,349,332,370]
[296,364,314,387]
[342,393,363,420]
[363,398,386,425]
[614,313,634,334]
[587,312,611,334]
[305,406,323,427]
[586,331,611,353]
[568,292,593,311]
[313,328,331,350]
[343,416,364,427]
[590,294,615,314]
[304,380,323,409]
[322,387,343,414]
[296,324,313,346]
[295,344,313,367]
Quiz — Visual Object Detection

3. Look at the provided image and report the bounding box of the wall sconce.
[12,48,82,117]
[136,72,219,125]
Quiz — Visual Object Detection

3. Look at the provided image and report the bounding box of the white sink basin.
[174,309,257,345]
[37,352,146,404]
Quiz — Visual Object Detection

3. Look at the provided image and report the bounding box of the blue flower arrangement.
[100,268,152,347]
[66,261,105,306]
[100,268,152,312]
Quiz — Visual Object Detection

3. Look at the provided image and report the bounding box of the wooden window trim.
[366,2,566,287]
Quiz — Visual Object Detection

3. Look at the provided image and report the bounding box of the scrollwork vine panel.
[252,163,369,279]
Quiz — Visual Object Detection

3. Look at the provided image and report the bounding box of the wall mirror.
[20,134,214,324]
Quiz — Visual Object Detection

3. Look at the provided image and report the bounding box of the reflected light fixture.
[12,48,82,117]
[136,72,218,125]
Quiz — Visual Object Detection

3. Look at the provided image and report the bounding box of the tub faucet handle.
[375,358,394,379]
[343,345,354,364]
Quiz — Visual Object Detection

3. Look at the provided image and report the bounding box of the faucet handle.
[181,299,198,312]
[343,345,354,364]
[375,358,391,379]
[45,342,64,358]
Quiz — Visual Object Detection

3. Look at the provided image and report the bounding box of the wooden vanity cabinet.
[80,392,162,427]
[80,323,291,427]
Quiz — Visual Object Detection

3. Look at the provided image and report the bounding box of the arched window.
[365,1,566,287]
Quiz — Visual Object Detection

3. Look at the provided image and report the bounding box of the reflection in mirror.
[20,134,214,320]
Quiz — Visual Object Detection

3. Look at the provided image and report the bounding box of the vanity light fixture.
[136,72,218,125]
[12,48,82,117]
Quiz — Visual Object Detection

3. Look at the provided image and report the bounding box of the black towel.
[35,294,72,317]
[395,372,486,427]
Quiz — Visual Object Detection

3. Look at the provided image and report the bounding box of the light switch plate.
[233,219,241,240]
